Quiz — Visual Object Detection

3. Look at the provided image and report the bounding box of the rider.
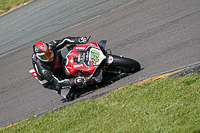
[32,36,88,99]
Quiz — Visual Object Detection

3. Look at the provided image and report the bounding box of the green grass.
[1,73,200,133]
[0,0,31,14]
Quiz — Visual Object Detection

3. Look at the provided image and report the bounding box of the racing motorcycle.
[62,38,141,87]
[30,37,141,99]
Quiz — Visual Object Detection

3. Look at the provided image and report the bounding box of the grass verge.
[0,0,32,15]
[1,73,200,133]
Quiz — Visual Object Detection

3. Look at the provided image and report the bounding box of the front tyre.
[106,54,141,73]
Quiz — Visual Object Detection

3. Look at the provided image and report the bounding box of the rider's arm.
[32,56,72,88]
[49,36,87,51]
[33,60,85,87]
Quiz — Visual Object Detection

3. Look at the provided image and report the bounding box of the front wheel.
[106,54,141,73]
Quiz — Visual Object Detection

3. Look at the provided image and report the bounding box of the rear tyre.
[106,54,141,73]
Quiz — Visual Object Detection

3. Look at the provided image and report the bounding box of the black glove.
[47,78,62,94]
[49,78,70,90]
[76,36,87,44]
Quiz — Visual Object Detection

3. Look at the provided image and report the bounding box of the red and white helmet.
[33,41,54,62]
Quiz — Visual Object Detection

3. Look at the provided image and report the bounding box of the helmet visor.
[39,50,54,61]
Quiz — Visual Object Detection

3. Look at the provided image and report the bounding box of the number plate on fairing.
[89,48,106,66]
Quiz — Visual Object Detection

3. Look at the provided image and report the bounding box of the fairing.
[63,42,106,78]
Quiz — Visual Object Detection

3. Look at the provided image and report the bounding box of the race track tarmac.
[0,0,200,127]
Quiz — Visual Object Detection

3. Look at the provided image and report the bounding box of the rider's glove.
[70,76,86,86]
[49,77,70,88]
[74,76,86,85]
[76,36,87,44]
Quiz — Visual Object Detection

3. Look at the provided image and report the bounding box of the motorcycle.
[62,38,141,87]
[30,37,141,99]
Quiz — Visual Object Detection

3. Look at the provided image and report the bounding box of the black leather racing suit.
[32,37,81,94]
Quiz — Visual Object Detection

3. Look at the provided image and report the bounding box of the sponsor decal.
[74,64,83,68]
[75,47,86,50]
[91,50,99,64]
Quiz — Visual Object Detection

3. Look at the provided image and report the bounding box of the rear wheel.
[106,54,141,73]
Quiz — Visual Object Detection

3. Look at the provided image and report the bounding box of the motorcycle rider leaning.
[32,36,88,99]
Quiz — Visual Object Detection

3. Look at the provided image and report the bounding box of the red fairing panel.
[74,42,100,50]
[72,63,96,74]
[64,42,102,77]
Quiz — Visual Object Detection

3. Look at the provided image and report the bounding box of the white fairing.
[89,48,106,66]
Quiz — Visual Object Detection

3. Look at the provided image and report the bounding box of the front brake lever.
[86,36,91,43]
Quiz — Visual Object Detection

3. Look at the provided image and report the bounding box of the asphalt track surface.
[0,0,200,128]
